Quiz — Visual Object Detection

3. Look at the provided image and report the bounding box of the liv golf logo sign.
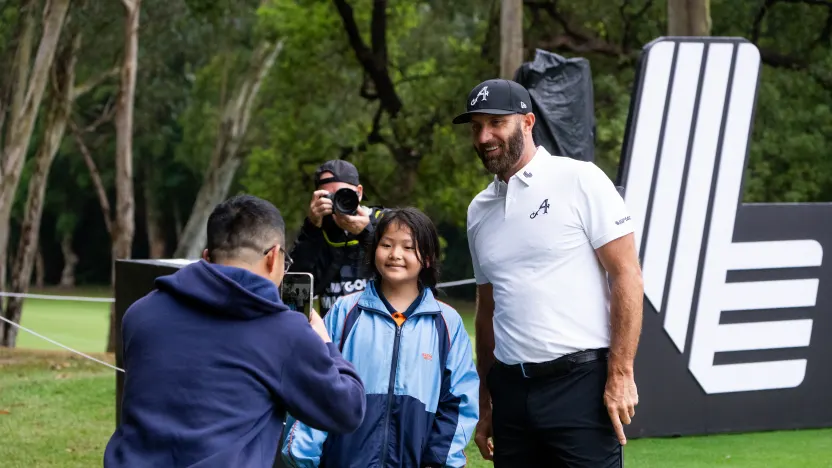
[618,37,832,437]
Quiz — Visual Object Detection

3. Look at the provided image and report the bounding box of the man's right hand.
[474,408,494,460]
[309,309,331,343]
[308,190,333,227]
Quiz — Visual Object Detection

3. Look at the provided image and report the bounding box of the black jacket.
[289,207,385,316]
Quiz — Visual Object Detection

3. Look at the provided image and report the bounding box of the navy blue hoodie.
[104,260,366,468]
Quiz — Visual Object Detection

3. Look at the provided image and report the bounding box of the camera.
[325,188,360,215]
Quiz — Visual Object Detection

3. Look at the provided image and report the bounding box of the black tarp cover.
[513,48,596,162]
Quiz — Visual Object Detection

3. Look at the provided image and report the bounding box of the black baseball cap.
[452,79,532,124]
[314,160,360,187]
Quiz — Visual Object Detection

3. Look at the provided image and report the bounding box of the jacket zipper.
[362,305,438,467]
[379,322,401,468]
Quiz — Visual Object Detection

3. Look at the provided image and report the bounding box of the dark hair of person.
[205,194,285,264]
[366,207,441,294]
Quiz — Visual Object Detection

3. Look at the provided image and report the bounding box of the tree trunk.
[0,0,72,346]
[173,203,183,242]
[35,248,45,289]
[0,3,34,299]
[500,0,524,79]
[668,0,711,36]
[112,0,140,271]
[173,40,283,259]
[107,0,142,353]
[144,168,166,259]
[2,29,79,348]
[59,232,78,288]
[174,157,245,259]
[76,131,113,236]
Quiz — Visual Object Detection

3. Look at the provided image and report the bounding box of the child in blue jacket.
[281,207,479,467]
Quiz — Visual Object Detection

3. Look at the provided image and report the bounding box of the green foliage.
[243,0,496,234]
[745,67,832,202]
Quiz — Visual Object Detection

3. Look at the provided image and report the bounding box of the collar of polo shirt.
[493,145,549,195]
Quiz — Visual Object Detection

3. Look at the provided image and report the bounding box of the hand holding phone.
[281,272,314,318]
[308,309,331,343]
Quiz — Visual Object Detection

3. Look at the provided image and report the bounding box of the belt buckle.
[520,363,529,379]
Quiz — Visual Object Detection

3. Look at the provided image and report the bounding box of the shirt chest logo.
[529,198,550,219]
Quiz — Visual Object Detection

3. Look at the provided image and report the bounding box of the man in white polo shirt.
[454,79,644,467]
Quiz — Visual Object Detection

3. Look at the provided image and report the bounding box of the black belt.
[495,348,609,379]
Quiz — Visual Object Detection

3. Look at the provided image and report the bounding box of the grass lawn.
[14,286,112,352]
[2,291,832,467]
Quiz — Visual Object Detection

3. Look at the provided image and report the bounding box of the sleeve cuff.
[301,218,324,238]
[590,225,634,250]
[325,341,340,356]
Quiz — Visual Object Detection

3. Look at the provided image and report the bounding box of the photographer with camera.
[290,160,385,316]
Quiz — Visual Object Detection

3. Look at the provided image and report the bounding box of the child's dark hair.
[366,207,441,293]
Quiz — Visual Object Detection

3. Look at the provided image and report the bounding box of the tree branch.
[332,0,402,116]
[368,104,385,144]
[537,34,628,58]
[758,48,810,68]
[779,0,832,6]
[541,2,588,41]
[620,0,654,50]
[371,0,388,64]
[81,98,117,133]
[812,3,832,46]
[70,121,113,235]
[750,0,831,74]
[73,66,120,99]
[340,104,387,159]
[525,1,630,58]
[332,0,373,67]
[752,0,777,44]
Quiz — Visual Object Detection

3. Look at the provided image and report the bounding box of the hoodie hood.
[155,260,289,320]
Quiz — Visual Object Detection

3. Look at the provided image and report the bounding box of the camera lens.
[332,188,359,215]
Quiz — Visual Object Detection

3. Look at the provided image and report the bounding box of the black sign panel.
[113,259,187,427]
[618,37,832,437]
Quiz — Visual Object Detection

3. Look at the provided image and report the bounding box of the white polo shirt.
[466,146,634,365]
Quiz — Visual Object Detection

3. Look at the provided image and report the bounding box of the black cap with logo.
[314,160,360,187]
[452,79,533,124]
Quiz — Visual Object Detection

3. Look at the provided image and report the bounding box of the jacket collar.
[358,280,441,316]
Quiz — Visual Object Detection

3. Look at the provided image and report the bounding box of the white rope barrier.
[0,314,125,373]
[0,277,476,374]
[437,278,477,288]
[0,292,115,302]
[0,277,477,304]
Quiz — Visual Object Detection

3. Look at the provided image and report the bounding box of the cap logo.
[520,101,527,109]
[471,86,489,106]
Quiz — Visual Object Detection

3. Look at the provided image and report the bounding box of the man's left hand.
[604,370,638,445]
[333,206,371,235]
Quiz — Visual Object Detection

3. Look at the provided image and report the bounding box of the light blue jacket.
[281,280,479,467]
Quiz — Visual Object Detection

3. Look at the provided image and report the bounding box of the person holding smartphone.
[105,195,366,468]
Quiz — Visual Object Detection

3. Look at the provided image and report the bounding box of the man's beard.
[475,122,525,177]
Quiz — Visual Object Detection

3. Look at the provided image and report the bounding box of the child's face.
[375,222,422,286]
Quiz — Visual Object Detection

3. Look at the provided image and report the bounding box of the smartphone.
[281,272,314,317]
